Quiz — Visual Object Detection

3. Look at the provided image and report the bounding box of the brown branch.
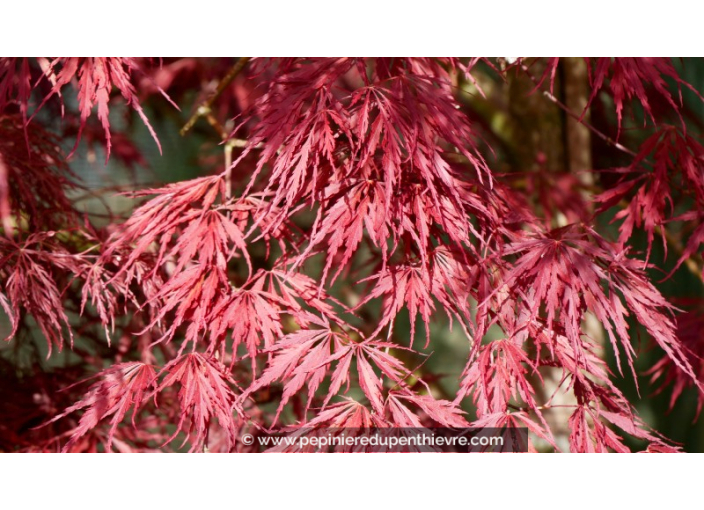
[180,57,250,138]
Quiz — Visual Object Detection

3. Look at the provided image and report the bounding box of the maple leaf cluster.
[1,57,703,452]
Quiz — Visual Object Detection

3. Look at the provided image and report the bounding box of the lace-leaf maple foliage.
[1,57,704,452]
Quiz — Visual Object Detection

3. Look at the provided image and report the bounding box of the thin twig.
[224,141,233,206]
[520,63,637,158]
[180,57,250,137]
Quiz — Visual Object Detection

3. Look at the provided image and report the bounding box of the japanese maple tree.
[1,57,704,452]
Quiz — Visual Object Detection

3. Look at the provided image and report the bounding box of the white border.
[1,1,702,55]
[0,453,697,507]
